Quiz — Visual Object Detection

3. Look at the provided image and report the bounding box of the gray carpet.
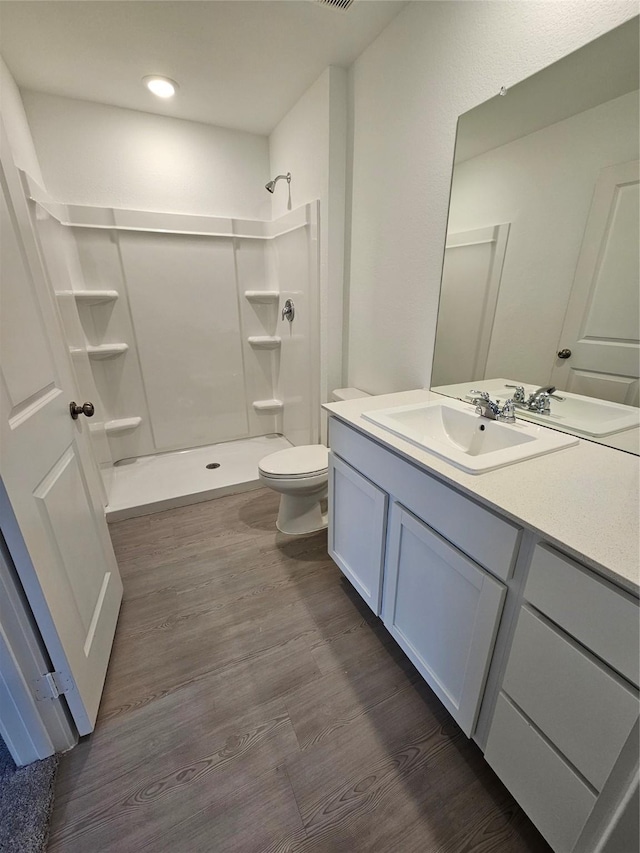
[0,736,58,853]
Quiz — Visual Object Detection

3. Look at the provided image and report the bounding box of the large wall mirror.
[431,18,639,455]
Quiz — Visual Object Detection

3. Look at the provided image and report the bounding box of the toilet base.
[276,491,328,535]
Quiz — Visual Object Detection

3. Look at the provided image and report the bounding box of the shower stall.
[26,174,320,520]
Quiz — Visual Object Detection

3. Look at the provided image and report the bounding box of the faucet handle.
[535,393,552,414]
[470,389,490,401]
[505,384,526,403]
[497,398,516,423]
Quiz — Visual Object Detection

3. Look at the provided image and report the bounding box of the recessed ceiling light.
[143,76,178,98]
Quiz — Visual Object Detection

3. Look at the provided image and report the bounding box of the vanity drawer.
[525,543,640,686]
[329,418,520,581]
[485,693,597,853]
[503,606,639,791]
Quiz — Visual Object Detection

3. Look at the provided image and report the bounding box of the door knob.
[557,348,572,359]
[70,401,95,420]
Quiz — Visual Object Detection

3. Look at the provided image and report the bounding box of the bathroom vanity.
[323,389,639,853]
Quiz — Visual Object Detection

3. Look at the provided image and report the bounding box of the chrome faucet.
[531,385,564,402]
[470,391,516,423]
[506,384,565,414]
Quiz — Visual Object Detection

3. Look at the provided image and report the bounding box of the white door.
[551,160,639,405]
[0,124,122,736]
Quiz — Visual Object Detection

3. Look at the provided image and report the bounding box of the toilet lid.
[259,444,328,477]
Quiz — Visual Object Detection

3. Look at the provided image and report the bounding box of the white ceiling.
[0,0,407,136]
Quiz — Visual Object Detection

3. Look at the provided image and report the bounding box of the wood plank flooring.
[48,489,552,853]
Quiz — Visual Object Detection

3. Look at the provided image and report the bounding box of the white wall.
[22,91,271,219]
[0,55,43,182]
[447,91,639,387]
[269,69,330,221]
[346,1,638,394]
[269,67,347,415]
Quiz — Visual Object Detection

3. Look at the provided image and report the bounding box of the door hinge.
[34,670,75,702]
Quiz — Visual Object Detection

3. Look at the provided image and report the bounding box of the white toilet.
[258,388,369,535]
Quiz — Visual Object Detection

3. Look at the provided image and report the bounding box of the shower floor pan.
[105,434,292,522]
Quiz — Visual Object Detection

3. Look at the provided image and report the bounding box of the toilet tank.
[331,387,371,402]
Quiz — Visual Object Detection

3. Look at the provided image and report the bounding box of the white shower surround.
[26,175,321,504]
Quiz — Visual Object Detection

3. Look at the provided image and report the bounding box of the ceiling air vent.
[316,0,355,10]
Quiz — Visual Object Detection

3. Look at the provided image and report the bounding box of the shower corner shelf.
[252,399,284,413]
[105,417,142,434]
[244,290,279,304]
[248,336,281,350]
[87,343,129,360]
[69,290,119,305]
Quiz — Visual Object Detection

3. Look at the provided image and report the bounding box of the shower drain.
[206,463,221,469]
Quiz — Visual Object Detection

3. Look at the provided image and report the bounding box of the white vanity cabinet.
[328,418,518,735]
[383,503,506,736]
[326,413,639,853]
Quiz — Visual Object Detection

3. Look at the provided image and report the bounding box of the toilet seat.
[258,444,328,479]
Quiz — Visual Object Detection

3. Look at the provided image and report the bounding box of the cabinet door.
[383,503,506,736]
[328,452,388,614]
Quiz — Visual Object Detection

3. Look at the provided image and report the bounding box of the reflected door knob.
[557,348,572,359]
[70,401,95,419]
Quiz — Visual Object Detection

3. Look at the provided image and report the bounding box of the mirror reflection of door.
[551,160,639,405]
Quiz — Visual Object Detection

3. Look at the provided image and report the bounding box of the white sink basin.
[362,399,578,473]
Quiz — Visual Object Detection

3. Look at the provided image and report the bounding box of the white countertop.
[324,389,640,596]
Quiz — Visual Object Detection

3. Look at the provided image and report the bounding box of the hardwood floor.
[49,489,551,853]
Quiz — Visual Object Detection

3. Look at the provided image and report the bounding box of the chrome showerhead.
[265,172,291,193]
